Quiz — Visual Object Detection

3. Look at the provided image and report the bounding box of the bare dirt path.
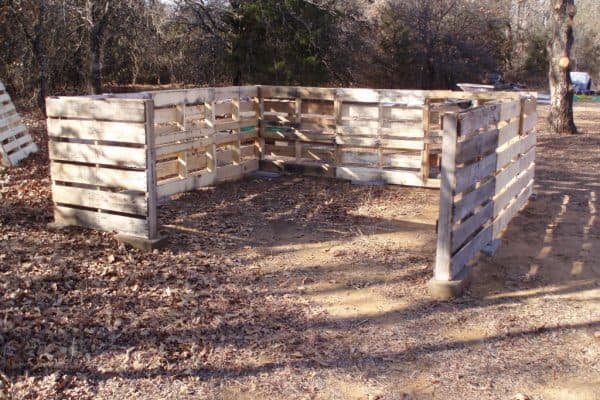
[0,103,598,399]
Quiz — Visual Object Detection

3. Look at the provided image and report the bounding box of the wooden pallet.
[0,82,38,167]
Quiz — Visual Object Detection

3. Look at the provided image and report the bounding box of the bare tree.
[548,0,577,134]
[7,0,50,111]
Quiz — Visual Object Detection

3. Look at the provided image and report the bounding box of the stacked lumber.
[0,82,37,166]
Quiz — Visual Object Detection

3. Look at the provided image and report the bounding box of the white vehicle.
[570,72,593,94]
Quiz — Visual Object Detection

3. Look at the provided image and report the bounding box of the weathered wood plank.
[157,172,216,198]
[455,152,497,194]
[155,137,214,157]
[496,132,536,171]
[492,180,533,237]
[46,97,146,122]
[450,224,492,277]
[451,201,494,253]
[0,124,27,142]
[434,113,459,281]
[458,103,501,136]
[52,185,147,215]
[47,118,147,144]
[51,162,147,191]
[3,134,31,153]
[54,206,148,237]
[49,141,146,168]
[499,100,521,121]
[7,142,38,165]
[493,163,535,218]
[456,128,499,164]
[453,177,494,224]
[495,146,535,191]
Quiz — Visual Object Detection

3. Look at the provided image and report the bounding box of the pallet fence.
[0,81,37,166]
[433,96,537,281]
[46,85,537,282]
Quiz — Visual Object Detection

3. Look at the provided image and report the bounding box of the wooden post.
[433,113,458,282]
[144,99,158,240]
[207,89,217,181]
[232,92,241,166]
[333,92,342,168]
[295,97,302,162]
[258,86,265,160]
[421,98,431,183]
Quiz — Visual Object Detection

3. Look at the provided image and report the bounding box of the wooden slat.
[157,172,216,198]
[216,159,257,182]
[336,166,423,186]
[451,201,494,253]
[340,151,378,166]
[155,137,213,157]
[498,119,520,147]
[458,103,501,136]
[493,163,535,218]
[383,153,426,169]
[496,133,536,171]
[215,132,240,145]
[450,224,492,277]
[499,100,521,121]
[0,124,27,142]
[2,134,31,152]
[46,97,146,122]
[456,128,499,164]
[453,177,495,224]
[434,113,459,281]
[495,146,535,192]
[49,141,146,168]
[51,163,147,191]
[212,87,239,101]
[7,142,37,165]
[154,129,212,146]
[47,118,147,144]
[54,206,148,237]
[492,180,533,237]
[336,136,423,150]
[261,129,335,143]
[455,152,497,193]
[52,185,147,215]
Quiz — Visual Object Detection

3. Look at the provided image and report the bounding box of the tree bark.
[548,0,577,134]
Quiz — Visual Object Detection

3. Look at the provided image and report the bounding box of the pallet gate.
[0,81,38,166]
[46,86,537,297]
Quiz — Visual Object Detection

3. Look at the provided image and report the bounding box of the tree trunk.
[548,0,577,134]
[90,28,104,95]
[30,0,48,113]
[33,36,48,113]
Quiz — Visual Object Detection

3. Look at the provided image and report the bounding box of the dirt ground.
[0,102,599,399]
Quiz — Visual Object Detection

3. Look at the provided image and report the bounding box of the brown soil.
[0,103,598,399]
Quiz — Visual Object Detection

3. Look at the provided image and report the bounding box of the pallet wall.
[46,96,157,240]
[434,97,537,281]
[0,81,37,166]
[259,86,439,187]
[149,86,260,198]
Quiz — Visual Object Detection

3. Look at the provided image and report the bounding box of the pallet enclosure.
[46,86,536,296]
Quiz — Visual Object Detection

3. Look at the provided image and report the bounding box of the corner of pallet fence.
[116,234,168,252]
[427,264,473,300]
